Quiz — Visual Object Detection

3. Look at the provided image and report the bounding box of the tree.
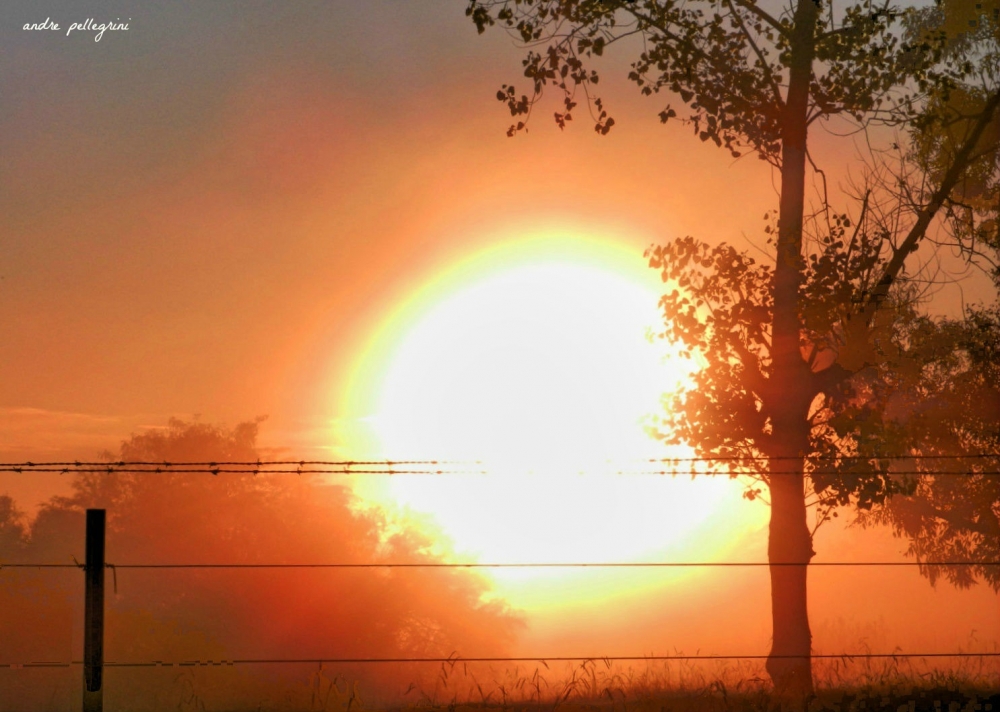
[831,6,1000,589]
[852,304,1000,591]
[0,495,26,554]
[464,0,1000,698]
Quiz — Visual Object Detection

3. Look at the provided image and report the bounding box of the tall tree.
[465,0,1000,698]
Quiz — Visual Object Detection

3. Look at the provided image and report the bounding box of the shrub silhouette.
[0,418,522,710]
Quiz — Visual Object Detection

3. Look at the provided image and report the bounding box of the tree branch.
[730,0,789,39]
[731,337,772,403]
[724,0,786,109]
[858,88,1000,325]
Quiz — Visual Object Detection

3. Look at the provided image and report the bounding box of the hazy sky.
[5,1,987,460]
[2,0,997,682]
[1,0,787,466]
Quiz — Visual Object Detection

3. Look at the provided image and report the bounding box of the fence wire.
[2,561,998,569]
[3,457,1000,476]
[3,652,1000,670]
[2,457,998,677]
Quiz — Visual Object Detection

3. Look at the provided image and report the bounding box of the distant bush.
[0,418,522,712]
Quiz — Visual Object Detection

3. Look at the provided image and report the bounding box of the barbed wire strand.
[4,454,998,468]
[0,463,489,475]
[3,652,999,669]
[0,460,473,468]
[3,467,999,476]
[2,561,997,570]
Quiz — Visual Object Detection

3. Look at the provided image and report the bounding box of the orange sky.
[1,0,997,687]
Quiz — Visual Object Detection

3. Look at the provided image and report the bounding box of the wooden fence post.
[83,508,105,712]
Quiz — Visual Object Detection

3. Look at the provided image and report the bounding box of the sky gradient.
[2,0,997,696]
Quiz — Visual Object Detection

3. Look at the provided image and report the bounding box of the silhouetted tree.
[0,495,26,555]
[465,0,1000,697]
[853,305,1000,591]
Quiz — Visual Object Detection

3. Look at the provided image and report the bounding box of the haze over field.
[2,1,998,710]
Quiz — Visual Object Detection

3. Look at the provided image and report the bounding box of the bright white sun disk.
[361,256,732,566]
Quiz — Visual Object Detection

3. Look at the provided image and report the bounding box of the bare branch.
[859,89,1000,324]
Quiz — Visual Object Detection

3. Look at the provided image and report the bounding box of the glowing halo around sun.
[338,226,765,605]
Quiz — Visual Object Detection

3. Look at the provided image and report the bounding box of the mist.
[0,419,522,710]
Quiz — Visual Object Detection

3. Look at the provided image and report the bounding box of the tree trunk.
[765,452,816,700]
[766,0,819,701]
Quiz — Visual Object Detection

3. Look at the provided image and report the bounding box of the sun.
[372,259,680,467]
[338,225,764,607]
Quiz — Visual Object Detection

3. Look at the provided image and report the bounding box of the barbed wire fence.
[1,458,998,708]
[4,452,1000,476]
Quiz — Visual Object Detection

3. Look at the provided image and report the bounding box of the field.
[102,655,1000,712]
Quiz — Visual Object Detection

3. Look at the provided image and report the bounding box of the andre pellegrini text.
[22,17,131,42]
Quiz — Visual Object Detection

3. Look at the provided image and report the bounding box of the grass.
[3,646,996,711]
[300,653,1000,712]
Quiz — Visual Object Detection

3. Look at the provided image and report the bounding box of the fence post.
[83,509,105,712]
